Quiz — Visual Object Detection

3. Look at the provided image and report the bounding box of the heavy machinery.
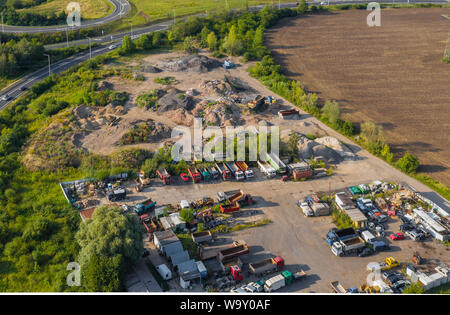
[138,170,151,187]
[412,252,423,265]
[156,168,171,185]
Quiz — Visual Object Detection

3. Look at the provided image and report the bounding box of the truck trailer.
[188,167,201,183]
[226,162,245,180]
[216,162,232,180]
[236,161,254,179]
[331,236,366,257]
[156,168,171,185]
[257,160,276,178]
[218,242,249,262]
[249,256,284,276]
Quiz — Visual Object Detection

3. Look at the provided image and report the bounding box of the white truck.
[331,236,366,257]
[298,201,313,217]
[257,160,276,178]
[264,274,285,292]
[361,230,376,243]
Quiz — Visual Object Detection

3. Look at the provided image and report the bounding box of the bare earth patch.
[266,8,450,185]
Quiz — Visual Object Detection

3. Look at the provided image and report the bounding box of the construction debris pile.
[157,55,222,73]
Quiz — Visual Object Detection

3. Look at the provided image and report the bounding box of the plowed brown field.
[266,8,450,186]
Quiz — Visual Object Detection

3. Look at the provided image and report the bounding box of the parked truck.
[325,227,357,246]
[192,230,213,243]
[216,162,232,180]
[249,256,285,276]
[266,152,287,174]
[330,281,348,293]
[257,160,276,178]
[156,168,171,185]
[220,257,243,281]
[220,202,240,214]
[188,167,201,183]
[199,167,211,181]
[134,199,157,215]
[226,162,245,180]
[331,236,366,257]
[217,189,241,203]
[218,242,249,262]
[208,166,219,179]
[264,270,306,292]
[198,240,245,261]
[236,161,254,179]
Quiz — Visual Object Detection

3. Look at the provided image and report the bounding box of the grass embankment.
[19,0,113,20]
[111,0,294,31]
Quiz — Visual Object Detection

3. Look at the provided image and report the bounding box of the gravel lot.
[122,163,449,293]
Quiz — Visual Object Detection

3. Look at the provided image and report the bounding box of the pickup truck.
[366,257,400,272]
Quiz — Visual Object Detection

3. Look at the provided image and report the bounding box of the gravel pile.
[158,55,221,73]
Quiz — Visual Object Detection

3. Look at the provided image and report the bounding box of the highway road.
[0,0,130,34]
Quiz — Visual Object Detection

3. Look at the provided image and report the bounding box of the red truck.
[220,202,240,214]
[218,241,249,262]
[156,168,171,185]
[216,162,232,180]
[188,167,201,183]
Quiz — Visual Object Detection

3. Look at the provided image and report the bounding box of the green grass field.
[111,0,296,31]
[19,0,113,20]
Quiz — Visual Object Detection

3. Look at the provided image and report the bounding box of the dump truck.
[236,161,254,179]
[220,202,240,214]
[192,230,213,243]
[330,281,347,293]
[266,152,287,174]
[188,167,201,183]
[226,162,245,180]
[218,242,249,262]
[325,227,357,246]
[249,256,284,276]
[331,236,366,257]
[208,166,219,179]
[156,168,171,185]
[257,160,276,178]
[217,189,241,203]
[199,167,211,181]
[263,270,306,292]
[198,240,245,261]
[141,214,158,233]
[216,162,232,180]
[134,198,156,215]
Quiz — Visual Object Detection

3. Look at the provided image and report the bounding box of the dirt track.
[266,8,450,186]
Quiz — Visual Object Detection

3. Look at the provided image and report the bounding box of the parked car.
[389,232,405,241]
[244,283,258,293]
[406,230,425,241]
[400,224,414,232]
[0,94,11,101]
[398,215,411,224]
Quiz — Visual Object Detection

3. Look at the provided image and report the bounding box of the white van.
[361,230,376,243]
[156,264,172,280]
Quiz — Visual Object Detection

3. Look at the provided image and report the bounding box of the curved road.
[0,0,130,34]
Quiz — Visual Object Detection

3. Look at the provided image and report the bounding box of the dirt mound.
[140,63,163,73]
[170,108,195,126]
[314,136,356,160]
[97,80,114,91]
[296,134,343,164]
[158,55,221,73]
[157,88,195,112]
[119,119,171,145]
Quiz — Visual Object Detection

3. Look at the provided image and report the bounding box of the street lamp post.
[44,54,51,76]
[128,21,133,38]
[66,28,69,48]
[87,37,92,59]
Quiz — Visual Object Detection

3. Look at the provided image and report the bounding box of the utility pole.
[66,28,69,48]
[87,37,92,59]
[128,21,133,37]
[44,54,51,76]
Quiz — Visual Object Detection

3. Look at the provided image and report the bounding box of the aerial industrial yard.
[0,1,448,296]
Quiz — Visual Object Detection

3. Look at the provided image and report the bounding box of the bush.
[397,153,420,174]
